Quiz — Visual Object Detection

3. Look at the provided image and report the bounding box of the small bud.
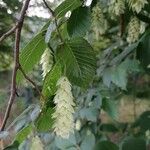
[75,119,81,131]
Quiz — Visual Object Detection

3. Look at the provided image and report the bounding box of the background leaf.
[102,98,118,120]
[80,132,95,150]
[137,30,150,73]
[80,107,99,122]
[94,141,119,150]
[121,137,146,150]
[55,134,77,149]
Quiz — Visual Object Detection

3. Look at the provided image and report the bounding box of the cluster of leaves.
[1,0,150,149]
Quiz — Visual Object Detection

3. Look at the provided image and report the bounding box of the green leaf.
[102,68,112,87]
[57,37,96,88]
[4,141,19,150]
[137,30,150,73]
[17,32,46,83]
[41,20,51,32]
[36,63,62,131]
[81,132,95,150]
[67,7,91,37]
[94,141,119,150]
[111,65,127,90]
[55,134,76,149]
[102,98,118,120]
[35,107,54,132]
[100,124,119,133]
[54,0,82,18]
[15,125,32,144]
[132,111,150,133]
[80,107,99,122]
[103,58,140,89]
[42,62,62,100]
[122,137,146,150]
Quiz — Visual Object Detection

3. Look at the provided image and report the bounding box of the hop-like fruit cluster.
[52,76,75,139]
[30,136,44,150]
[40,48,53,79]
[92,4,107,39]
[140,21,146,34]
[109,0,125,16]
[128,0,148,13]
[127,17,140,44]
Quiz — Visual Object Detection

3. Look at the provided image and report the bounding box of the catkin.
[114,0,125,16]
[52,76,75,139]
[128,0,148,13]
[127,17,140,44]
[92,4,107,39]
[30,136,44,150]
[40,48,53,79]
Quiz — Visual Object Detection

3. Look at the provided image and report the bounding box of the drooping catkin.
[52,76,75,139]
[114,0,125,16]
[127,17,140,44]
[108,0,125,20]
[30,136,44,150]
[127,0,148,13]
[40,48,53,79]
[92,4,107,39]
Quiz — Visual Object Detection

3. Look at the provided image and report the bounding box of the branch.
[120,14,125,37]
[19,65,45,101]
[0,25,18,43]
[0,0,31,131]
[43,0,63,42]
[110,42,138,66]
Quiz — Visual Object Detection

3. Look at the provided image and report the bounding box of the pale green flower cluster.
[127,17,140,44]
[92,4,107,39]
[40,48,53,79]
[52,76,75,139]
[140,21,146,34]
[128,0,148,13]
[30,136,44,150]
[109,0,125,16]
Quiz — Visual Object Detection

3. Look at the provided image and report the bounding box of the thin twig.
[0,0,31,131]
[19,65,45,101]
[120,14,125,37]
[43,0,63,42]
[0,24,18,43]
